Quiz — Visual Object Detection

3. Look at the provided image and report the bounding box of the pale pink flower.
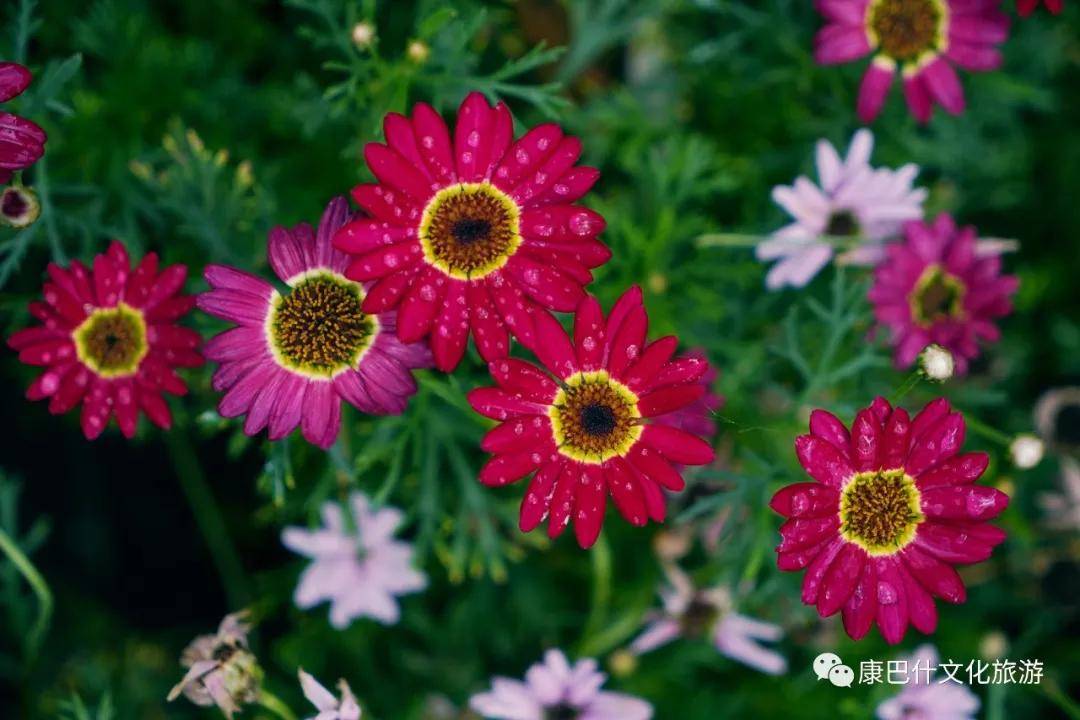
[299,669,362,720]
[877,645,979,720]
[630,564,786,675]
[167,612,262,718]
[282,493,426,628]
[757,129,925,289]
[469,649,652,720]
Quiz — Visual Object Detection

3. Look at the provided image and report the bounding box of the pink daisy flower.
[1018,0,1063,15]
[758,129,926,289]
[7,241,202,439]
[771,396,1009,644]
[0,62,47,184]
[333,92,610,371]
[466,286,716,549]
[282,493,426,628]
[469,649,653,720]
[869,213,1018,374]
[630,564,787,676]
[814,0,1010,123]
[876,645,979,719]
[198,197,431,450]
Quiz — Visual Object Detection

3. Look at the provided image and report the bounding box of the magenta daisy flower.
[7,241,202,439]
[653,348,722,442]
[0,62,47,184]
[333,92,609,372]
[771,396,1009,644]
[1018,0,1063,15]
[814,0,1010,123]
[199,197,431,450]
[466,286,715,549]
[869,213,1018,374]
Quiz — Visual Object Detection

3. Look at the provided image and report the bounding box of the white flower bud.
[919,344,954,382]
[1009,434,1045,470]
[351,21,375,49]
[407,40,430,64]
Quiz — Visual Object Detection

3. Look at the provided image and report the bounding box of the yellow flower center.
[549,371,642,464]
[74,303,148,378]
[267,271,377,378]
[839,468,924,555]
[419,182,522,280]
[868,0,947,63]
[909,263,967,327]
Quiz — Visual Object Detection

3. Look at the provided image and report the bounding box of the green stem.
[164,429,250,608]
[579,532,612,650]
[1043,681,1080,720]
[963,414,1013,448]
[258,689,298,720]
[0,527,52,658]
[890,371,923,405]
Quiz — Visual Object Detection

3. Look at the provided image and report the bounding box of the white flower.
[757,129,927,290]
[469,649,653,720]
[629,564,786,676]
[1010,434,1045,470]
[877,646,979,720]
[282,493,427,628]
[350,22,375,49]
[299,669,362,720]
[919,344,955,382]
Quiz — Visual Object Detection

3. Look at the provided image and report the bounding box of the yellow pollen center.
[868,0,946,63]
[267,271,377,378]
[839,468,924,555]
[419,182,522,280]
[549,371,642,464]
[73,303,148,378]
[909,263,967,327]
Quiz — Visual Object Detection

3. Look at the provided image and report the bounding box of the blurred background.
[1,0,1078,717]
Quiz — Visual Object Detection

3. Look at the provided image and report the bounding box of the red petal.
[794,435,855,489]
[640,425,714,466]
[573,464,607,548]
[520,460,563,532]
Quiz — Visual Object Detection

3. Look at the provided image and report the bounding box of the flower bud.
[918,344,954,382]
[407,40,430,64]
[351,21,376,49]
[1009,434,1044,470]
[0,185,41,228]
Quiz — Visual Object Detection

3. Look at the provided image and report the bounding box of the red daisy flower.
[869,213,1018,374]
[0,62,47,184]
[771,396,1009,644]
[7,242,202,439]
[466,287,716,548]
[1018,0,1063,15]
[814,0,1010,123]
[333,92,610,372]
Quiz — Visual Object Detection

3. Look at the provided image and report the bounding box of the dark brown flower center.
[840,469,923,554]
[269,273,376,377]
[550,371,642,463]
[825,210,860,237]
[679,596,720,638]
[74,304,148,378]
[2,188,28,217]
[869,0,944,62]
[910,264,966,327]
[420,182,521,279]
[545,705,579,720]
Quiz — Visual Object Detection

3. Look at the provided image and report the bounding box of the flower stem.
[697,232,865,250]
[963,414,1013,448]
[258,689,298,720]
[579,532,612,651]
[0,526,53,658]
[164,429,251,608]
[890,371,923,404]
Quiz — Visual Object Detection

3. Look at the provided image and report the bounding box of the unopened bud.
[918,344,954,382]
[351,21,376,49]
[407,40,430,64]
[1009,434,1044,470]
[0,186,41,228]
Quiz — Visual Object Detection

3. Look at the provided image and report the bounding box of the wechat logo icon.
[813,652,855,688]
